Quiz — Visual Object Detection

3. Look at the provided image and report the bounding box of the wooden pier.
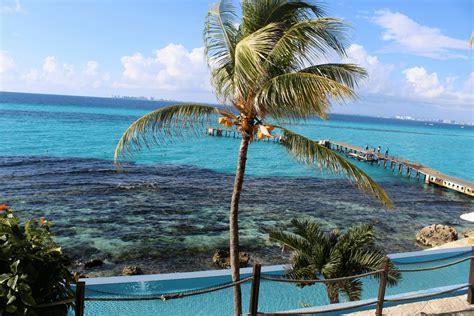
[207,128,473,197]
[323,140,474,197]
[207,127,283,143]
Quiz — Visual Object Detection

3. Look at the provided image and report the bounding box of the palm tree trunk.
[326,284,340,304]
[230,133,251,316]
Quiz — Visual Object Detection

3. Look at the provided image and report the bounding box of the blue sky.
[1,0,473,121]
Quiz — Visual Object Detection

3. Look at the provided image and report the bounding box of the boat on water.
[348,152,378,162]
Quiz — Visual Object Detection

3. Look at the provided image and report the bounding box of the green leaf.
[18,283,31,294]
[11,259,20,274]
[21,293,36,306]
[0,273,11,284]
[7,293,16,305]
[5,304,17,313]
[7,275,18,290]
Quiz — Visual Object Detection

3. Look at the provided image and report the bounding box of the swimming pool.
[77,247,472,315]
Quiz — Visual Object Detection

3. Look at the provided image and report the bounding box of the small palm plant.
[114,1,393,314]
[269,218,400,304]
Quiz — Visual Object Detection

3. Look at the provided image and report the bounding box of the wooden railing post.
[375,258,390,316]
[468,247,474,304]
[75,281,85,316]
[249,264,262,316]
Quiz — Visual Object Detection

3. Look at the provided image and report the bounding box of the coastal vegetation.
[114,1,393,314]
[270,218,400,304]
[0,205,74,315]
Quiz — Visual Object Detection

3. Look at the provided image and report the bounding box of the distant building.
[111,95,156,101]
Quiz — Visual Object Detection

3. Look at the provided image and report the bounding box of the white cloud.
[21,69,39,82]
[374,10,468,59]
[400,67,473,107]
[0,50,15,74]
[403,67,444,98]
[338,44,472,110]
[2,39,210,101]
[121,53,155,81]
[0,0,25,14]
[116,44,212,92]
[39,56,77,82]
[1,43,471,119]
[464,72,474,91]
[63,63,75,77]
[84,60,99,76]
[3,55,108,95]
[42,56,57,73]
[343,44,395,94]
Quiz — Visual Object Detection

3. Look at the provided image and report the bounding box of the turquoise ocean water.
[1,91,473,276]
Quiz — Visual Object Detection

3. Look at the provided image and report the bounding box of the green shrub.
[0,205,74,315]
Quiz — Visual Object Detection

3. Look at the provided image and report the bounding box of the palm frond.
[211,65,235,104]
[340,278,363,301]
[337,224,376,250]
[386,261,401,287]
[290,218,327,246]
[286,262,319,287]
[233,22,283,99]
[268,228,311,252]
[328,229,341,245]
[204,0,238,102]
[204,0,238,65]
[346,249,401,287]
[255,72,354,120]
[114,104,232,162]
[320,249,342,277]
[278,128,394,208]
[290,253,315,275]
[266,18,351,74]
[300,63,367,89]
[240,0,325,36]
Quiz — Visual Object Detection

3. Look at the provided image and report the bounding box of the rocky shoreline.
[70,224,474,278]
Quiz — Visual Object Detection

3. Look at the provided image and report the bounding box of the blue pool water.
[1,91,473,276]
[79,248,471,315]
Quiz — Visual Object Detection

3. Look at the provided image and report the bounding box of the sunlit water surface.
[1,92,473,275]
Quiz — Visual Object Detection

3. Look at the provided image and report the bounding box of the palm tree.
[269,218,400,304]
[114,1,393,314]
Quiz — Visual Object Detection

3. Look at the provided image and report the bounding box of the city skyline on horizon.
[0,0,472,121]
[2,89,472,125]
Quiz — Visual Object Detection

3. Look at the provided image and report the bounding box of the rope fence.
[384,284,469,303]
[72,247,474,316]
[390,249,471,265]
[394,256,474,273]
[260,270,383,284]
[84,276,253,301]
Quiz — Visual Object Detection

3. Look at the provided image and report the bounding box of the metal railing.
[73,247,474,316]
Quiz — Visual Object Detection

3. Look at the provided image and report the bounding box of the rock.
[463,230,474,238]
[122,266,143,276]
[84,258,104,269]
[416,224,458,247]
[212,250,250,268]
